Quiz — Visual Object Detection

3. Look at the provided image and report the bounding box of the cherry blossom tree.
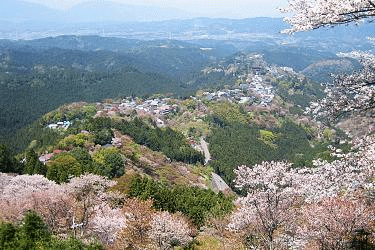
[63,174,117,236]
[0,174,58,222]
[307,51,375,123]
[229,155,375,249]
[0,173,125,245]
[116,198,155,250]
[90,204,126,245]
[29,188,72,234]
[229,162,301,250]
[283,1,375,124]
[300,196,375,249]
[0,174,73,233]
[149,211,193,250]
[279,16,375,250]
[282,0,375,33]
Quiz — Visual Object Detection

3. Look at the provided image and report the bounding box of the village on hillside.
[201,53,305,106]
[41,52,311,168]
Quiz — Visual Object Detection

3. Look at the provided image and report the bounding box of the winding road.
[199,137,232,193]
[200,138,211,165]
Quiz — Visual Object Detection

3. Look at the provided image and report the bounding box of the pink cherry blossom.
[282,0,375,33]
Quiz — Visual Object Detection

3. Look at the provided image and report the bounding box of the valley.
[1,3,375,248]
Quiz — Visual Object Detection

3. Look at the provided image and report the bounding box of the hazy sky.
[24,0,288,18]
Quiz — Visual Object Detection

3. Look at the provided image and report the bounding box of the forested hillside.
[0,37,238,148]
[1,14,374,248]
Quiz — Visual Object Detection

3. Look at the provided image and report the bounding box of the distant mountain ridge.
[64,1,197,22]
[0,0,60,22]
[0,0,197,23]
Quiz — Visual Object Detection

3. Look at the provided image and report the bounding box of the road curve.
[200,138,211,165]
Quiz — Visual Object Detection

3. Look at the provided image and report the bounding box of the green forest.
[127,175,234,227]
[208,120,335,183]
[0,37,236,149]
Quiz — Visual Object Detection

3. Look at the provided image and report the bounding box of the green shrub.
[128,175,234,227]
[0,211,102,250]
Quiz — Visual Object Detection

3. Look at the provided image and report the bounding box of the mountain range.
[1,0,197,23]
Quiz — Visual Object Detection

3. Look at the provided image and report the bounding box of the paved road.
[199,138,232,193]
[212,173,231,193]
[200,138,211,165]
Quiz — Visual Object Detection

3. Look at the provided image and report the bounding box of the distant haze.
[24,0,287,19]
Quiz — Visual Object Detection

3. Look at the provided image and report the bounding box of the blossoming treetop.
[282,0,375,33]
[282,1,375,123]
